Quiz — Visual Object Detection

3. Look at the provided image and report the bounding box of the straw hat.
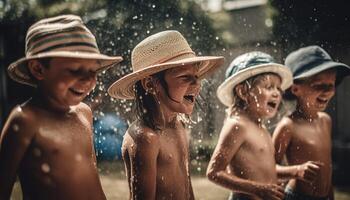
[8,14,123,87]
[108,30,224,99]
[217,51,293,107]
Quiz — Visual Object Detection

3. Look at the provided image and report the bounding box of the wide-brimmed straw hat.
[108,30,224,99]
[217,51,293,107]
[285,45,350,84]
[8,14,123,87]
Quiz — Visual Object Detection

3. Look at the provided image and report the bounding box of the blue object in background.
[93,113,128,161]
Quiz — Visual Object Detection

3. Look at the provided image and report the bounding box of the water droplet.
[12,124,19,132]
[41,163,50,173]
[75,154,83,162]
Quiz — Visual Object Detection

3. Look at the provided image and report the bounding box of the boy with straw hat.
[0,14,122,199]
[108,30,224,199]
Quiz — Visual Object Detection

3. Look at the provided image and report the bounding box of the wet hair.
[134,70,167,130]
[228,72,281,116]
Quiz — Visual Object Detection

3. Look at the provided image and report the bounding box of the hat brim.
[217,63,293,107]
[8,51,123,87]
[108,56,224,99]
[294,61,350,81]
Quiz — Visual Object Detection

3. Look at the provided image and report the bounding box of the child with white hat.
[207,51,293,200]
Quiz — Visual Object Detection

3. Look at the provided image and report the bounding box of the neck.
[31,90,71,114]
[236,108,264,127]
[293,105,318,121]
[155,103,178,129]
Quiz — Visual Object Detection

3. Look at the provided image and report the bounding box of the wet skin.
[273,70,336,198]
[123,121,192,200]
[207,74,285,200]
[0,58,106,200]
[122,64,200,200]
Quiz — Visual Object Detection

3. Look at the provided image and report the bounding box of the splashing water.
[41,163,50,173]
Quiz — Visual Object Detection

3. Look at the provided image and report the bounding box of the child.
[0,15,122,199]
[108,30,224,200]
[207,51,293,200]
[272,45,350,200]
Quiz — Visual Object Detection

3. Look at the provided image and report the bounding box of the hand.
[255,183,285,200]
[295,161,323,184]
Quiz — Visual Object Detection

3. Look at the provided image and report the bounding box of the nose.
[191,76,201,88]
[271,87,281,97]
[322,85,335,96]
[80,71,97,87]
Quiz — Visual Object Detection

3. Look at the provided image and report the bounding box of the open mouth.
[184,94,195,104]
[267,101,278,109]
[316,97,328,104]
[69,88,85,96]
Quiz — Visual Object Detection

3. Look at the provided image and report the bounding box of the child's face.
[157,64,201,115]
[40,57,98,107]
[246,74,282,119]
[292,70,336,112]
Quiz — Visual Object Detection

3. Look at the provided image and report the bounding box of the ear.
[290,84,300,96]
[235,84,249,102]
[141,76,155,92]
[27,60,45,80]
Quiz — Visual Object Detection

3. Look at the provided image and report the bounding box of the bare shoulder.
[274,116,294,135]
[1,105,38,140]
[75,102,92,116]
[318,112,331,124]
[127,121,160,146]
[220,116,246,139]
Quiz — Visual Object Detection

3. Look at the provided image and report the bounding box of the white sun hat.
[217,51,293,107]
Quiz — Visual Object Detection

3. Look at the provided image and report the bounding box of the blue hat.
[217,51,293,107]
[285,45,350,82]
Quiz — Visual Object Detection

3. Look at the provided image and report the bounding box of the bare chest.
[29,114,92,160]
[292,122,331,151]
[158,129,189,165]
[243,128,275,155]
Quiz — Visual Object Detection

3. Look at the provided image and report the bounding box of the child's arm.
[0,108,34,199]
[206,120,284,200]
[189,175,195,200]
[272,118,321,183]
[130,129,160,200]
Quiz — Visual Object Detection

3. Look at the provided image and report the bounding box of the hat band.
[133,51,195,71]
[26,26,98,56]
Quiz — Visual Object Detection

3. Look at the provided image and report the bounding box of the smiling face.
[33,57,98,109]
[156,64,201,115]
[243,73,283,119]
[292,69,336,114]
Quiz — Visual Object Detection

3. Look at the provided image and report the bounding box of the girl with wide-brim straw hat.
[108,30,224,99]
[109,30,224,200]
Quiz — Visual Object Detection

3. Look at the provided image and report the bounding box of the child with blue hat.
[207,51,293,200]
[272,45,350,200]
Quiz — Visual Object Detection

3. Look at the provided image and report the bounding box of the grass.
[9,161,350,199]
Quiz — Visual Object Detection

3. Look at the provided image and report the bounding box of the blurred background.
[1,0,350,199]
